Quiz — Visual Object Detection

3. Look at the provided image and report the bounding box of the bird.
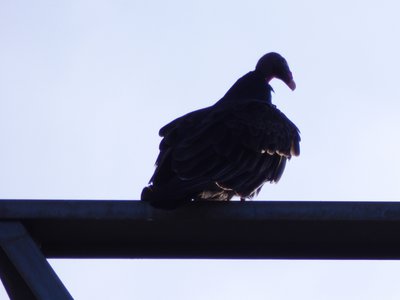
[141,52,300,209]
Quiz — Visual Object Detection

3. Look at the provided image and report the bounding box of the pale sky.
[1,1,400,299]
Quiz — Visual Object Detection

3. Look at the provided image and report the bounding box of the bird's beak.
[283,70,296,91]
[286,79,296,91]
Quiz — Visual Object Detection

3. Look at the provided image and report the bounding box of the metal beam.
[0,221,73,300]
[0,200,400,259]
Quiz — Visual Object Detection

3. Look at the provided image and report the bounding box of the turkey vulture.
[141,52,300,209]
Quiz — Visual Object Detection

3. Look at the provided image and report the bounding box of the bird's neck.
[221,71,272,103]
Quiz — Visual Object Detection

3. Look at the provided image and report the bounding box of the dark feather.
[142,52,300,208]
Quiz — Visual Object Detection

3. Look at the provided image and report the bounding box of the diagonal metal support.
[0,221,73,300]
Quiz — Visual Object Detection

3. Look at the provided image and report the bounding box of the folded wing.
[149,100,300,203]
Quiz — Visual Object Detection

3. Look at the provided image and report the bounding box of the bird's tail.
[140,185,189,209]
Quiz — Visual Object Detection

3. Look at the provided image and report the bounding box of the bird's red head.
[255,52,296,91]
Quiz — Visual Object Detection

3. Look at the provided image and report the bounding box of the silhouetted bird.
[141,52,300,208]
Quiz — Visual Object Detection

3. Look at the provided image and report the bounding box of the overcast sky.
[1,1,400,299]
